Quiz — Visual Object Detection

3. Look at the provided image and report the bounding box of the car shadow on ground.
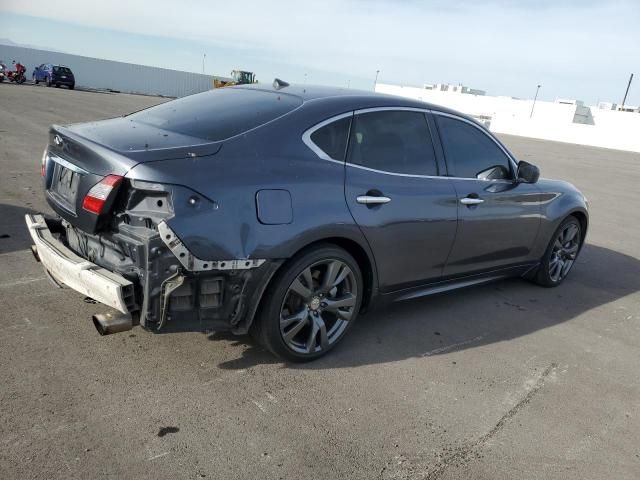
[0,204,38,254]
[212,243,640,370]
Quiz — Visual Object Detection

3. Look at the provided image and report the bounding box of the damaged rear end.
[27,89,295,335]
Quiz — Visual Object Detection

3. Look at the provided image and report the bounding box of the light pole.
[373,70,380,91]
[530,84,541,118]
[620,73,634,110]
[202,53,206,74]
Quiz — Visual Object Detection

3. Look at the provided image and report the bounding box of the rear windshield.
[127,88,303,141]
[54,66,72,74]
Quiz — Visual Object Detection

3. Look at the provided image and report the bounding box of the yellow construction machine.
[214,70,257,88]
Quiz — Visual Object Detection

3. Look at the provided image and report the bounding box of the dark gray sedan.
[26,82,588,361]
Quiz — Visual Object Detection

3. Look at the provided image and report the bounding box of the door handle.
[460,197,484,205]
[357,195,391,205]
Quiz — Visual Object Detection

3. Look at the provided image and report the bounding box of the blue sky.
[0,1,638,105]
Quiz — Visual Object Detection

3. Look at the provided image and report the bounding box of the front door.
[433,113,541,277]
[344,109,458,292]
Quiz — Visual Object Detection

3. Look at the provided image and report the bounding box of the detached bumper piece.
[25,214,135,313]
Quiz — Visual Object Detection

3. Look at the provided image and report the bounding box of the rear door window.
[309,116,352,161]
[128,88,303,141]
[347,110,438,176]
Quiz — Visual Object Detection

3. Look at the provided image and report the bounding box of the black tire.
[532,216,582,287]
[46,76,51,87]
[69,84,75,90]
[253,244,363,362]
[55,83,60,88]
[34,77,39,84]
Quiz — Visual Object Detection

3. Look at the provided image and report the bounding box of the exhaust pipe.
[92,312,134,335]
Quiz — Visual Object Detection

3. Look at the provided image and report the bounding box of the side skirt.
[382,263,539,304]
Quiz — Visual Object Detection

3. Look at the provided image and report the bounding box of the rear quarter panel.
[125,107,374,264]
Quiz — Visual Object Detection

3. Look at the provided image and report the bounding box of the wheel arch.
[242,234,378,335]
[568,209,588,246]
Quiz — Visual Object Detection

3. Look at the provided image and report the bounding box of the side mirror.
[516,160,540,184]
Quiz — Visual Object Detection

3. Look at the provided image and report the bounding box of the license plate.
[61,76,67,79]
[50,163,79,212]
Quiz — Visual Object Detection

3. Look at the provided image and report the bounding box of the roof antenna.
[273,78,290,90]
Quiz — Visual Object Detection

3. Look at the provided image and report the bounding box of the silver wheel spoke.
[323,293,356,312]
[561,259,573,277]
[305,318,320,353]
[564,224,579,242]
[281,308,308,328]
[314,315,329,350]
[283,312,309,342]
[565,244,579,258]
[550,260,562,281]
[289,278,312,301]
[321,260,342,292]
[301,267,314,292]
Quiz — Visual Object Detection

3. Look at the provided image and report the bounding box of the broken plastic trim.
[157,221,266,272]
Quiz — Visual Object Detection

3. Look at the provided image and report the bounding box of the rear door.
[432,112,541,277]
[343,108,458,292]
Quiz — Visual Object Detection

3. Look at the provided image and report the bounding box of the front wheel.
[34,77,39,84]
[533,216,582,287]
[254,245,363,362]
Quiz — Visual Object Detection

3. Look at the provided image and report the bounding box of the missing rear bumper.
[25,214,135,313]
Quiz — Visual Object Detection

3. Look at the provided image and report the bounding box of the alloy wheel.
[279,259,358,354]
[548,222,580,282]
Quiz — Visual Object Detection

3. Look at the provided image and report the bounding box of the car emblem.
[54,135,63,146]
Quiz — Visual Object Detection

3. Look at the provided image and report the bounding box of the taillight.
[41,148,47,177]
[82,175,123,215]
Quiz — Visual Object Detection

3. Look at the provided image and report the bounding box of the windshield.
[53,66,72,74]
[128,88,302,141]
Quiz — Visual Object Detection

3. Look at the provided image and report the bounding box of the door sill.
[385,263,538,303]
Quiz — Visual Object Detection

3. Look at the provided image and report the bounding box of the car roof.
[233,83,465,117]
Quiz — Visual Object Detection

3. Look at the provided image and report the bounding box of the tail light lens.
[82,175,123,215]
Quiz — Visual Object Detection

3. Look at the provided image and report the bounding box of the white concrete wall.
[0,45,229,98]
[376,83,640,153]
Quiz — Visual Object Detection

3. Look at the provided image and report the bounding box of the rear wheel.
[254,245,362,362]
[46,76,51,87]
[69,84,75,90]
[533,216,582,287]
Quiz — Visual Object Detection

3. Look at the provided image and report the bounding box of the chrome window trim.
[301,111,354,162]
[354,106,431,115]
[431,110,519,174]
[301,107,517,183]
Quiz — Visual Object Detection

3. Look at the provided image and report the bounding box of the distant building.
[597,101,617,110]
[375,81,640,152]
[423,83,486,96]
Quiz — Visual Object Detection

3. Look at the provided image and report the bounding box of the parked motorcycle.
[0,61,7,82]
[7,60,27,84]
